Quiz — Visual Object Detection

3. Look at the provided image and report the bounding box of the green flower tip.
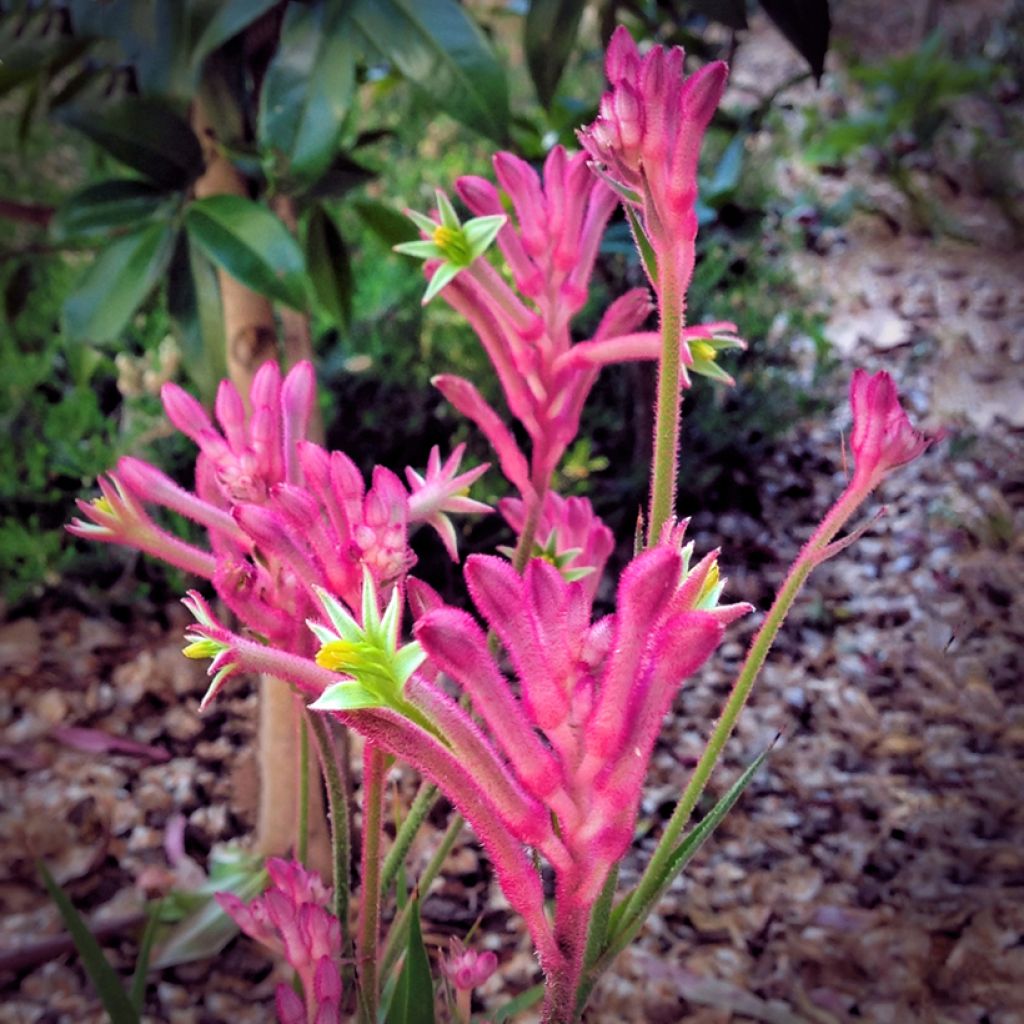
[394,190,505,304]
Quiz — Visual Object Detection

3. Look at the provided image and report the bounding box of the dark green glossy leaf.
[191,0,281,69]
[167,232,226,404]
[386,897,434,1024]
[37,861,139,1024]
[688,0,749,30]
[67,0,191,97]
[759,0,830,82]
[524,0,586,109]
[64,222,176,343]
[129,900,164,1013]
[259,0,356,184]
[352,0,509,143]
[306,205,352,328]
[353,199,419,248]
[185,195,308,310]
[59,98,204,190]
[53,180,174,239]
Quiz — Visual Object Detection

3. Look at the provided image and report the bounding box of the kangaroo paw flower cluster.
[217,858,342,1024]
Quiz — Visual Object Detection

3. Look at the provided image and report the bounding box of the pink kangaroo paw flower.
[415,607,566,803]
[849,369,937,492]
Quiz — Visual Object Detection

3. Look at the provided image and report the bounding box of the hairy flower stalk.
[402,148,669,563]
[578,25,732,542]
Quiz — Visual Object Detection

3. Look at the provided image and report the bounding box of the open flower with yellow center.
[394,189,505,304]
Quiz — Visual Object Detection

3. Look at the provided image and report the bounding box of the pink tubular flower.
[70,360,490,657]
[413,150,657,521]
[578,26,727,284]
[216,858,342,1024]
[849,369,937,491]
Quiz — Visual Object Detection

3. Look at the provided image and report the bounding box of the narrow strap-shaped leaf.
[490,982,545,1022]
[37,860,139,1024]
[129,900,164,1013]
[386,896,435,1024]
[623,204,658,285]
[604,743,773,962]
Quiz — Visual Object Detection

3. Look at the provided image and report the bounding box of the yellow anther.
[690,340,717,363]
[93,496,116,516]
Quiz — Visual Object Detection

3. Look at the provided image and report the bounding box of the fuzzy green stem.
[573,866,618,1020]
[511,482,548,574]
[380,811,464,977]
[382,781,439,893]
[647,265,684,545]
[296,710,311,865]
[307,712,351,955]
[357,746,386,1023]
[612,480,871,956]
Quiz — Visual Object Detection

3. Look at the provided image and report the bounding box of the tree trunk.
[191,101,330,874]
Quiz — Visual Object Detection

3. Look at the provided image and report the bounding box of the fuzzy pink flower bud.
[849,369,936,491]
[442,939,498,991]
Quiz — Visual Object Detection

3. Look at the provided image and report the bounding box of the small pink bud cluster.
[216,858,342,1024]
[441,938,498,992]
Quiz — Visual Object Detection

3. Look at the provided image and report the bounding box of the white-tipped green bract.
[308,570,437,737]
[393,189,506,304]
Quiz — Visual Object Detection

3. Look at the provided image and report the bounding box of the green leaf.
[758,0,831,82]
[63,222,176,343]
[491,983,545,1022]
[606,743,773,955]
[129,900,164,1013]
[191,0,281,69]
[59,98,204,191]
[52,180,175,239]
[151,850,266,969]
[306,205,353,328]
[386,897,435,1024]
[623,204,658,284]
[66,0,192,97]
[524,0,586,109]
[37,860,139,1024]
[351,0,510,143]
[185,195,308,310]
[166,232,227,404]
[354,199,420,248]
[258,0,357,184]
